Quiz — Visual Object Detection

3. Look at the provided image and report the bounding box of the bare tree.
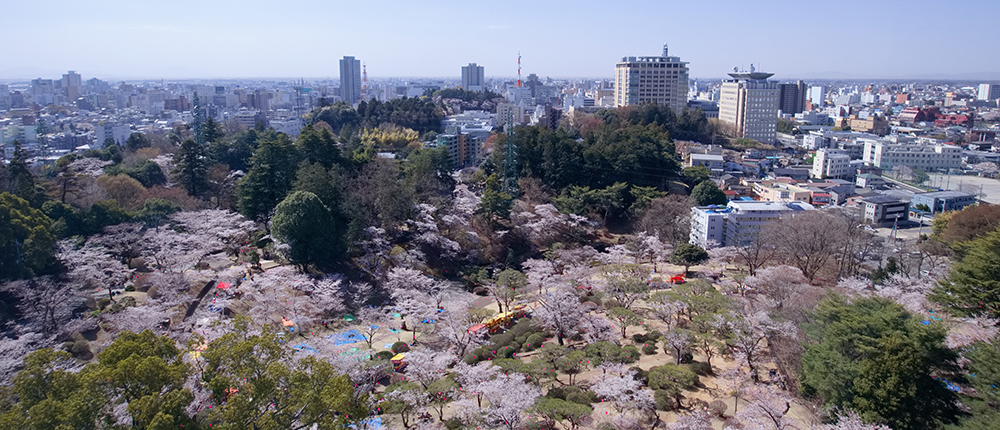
[4,276,81,335]
[637,195,693,245]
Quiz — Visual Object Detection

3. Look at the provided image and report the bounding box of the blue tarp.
[329,329,364,345]
[291,343,318,353]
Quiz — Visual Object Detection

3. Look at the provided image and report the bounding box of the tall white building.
[461,63,485,92]
[719,69,779,143]
[614,43,690,114]
[812,148,852,180]
[978,83,1000,101]
[339,56,362,104]
[809,86,825,106]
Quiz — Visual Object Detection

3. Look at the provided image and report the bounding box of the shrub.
[620,345,640,364]
[373,351,394,361]
[688,361,713,376]
[489,332,515,348]
[497,345,518,359]
[709,400,727,417]
[391,341,410,354]
[106,296,137,314]
[510,318,535,337]
[524,333,546,351]
[654,389,679,411]
[632,333,647,344]
[71,339,93,360]
[546,386,568,400]
[464,346,496,364]
[646,330,663,341]
[642,343,658,355]
[566,389,597,405]
[443,418,465,430]
[97,297,111,310]
[630,366,649,385]
[124,284,135,292]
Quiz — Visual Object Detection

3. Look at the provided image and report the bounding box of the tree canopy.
[800,295,961,430]
[271,191,342,270]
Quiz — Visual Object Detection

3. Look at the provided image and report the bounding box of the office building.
[862,140,962,171]
[978,83,1000,101]
[910,190,977,214]
[719,68,779,143]
[0,84,9,111]
[860,195,909,226]
[689,200,813,248]
[812,148,853,180]
[496,103,524,129]
[461,63,485,91]
[778,81,807,115]
[808,86,825,106]
[614,43,690,114]
[62,70,82,99]
[339,56,362,104]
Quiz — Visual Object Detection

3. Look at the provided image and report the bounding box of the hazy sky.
[3,0,999,81]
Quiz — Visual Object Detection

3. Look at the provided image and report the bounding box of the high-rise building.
[778,80,806,115]
[0,84,9,111]
[62,70,82,99]
[978,83,1000,101]
[461,63,485,91]
[719,68,779,143]
[339,56,362,104]
[614,43,690,114]
[808,86,825,106]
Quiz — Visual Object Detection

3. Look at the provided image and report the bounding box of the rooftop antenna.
[362,63,368,101]
[517,52,522,87]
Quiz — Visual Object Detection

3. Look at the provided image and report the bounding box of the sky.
[2,0,999,81]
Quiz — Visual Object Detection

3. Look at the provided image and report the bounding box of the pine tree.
[172,139,209,198]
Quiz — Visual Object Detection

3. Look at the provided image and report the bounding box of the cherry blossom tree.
[599,264,650,310]
[663,329,695,365]
[720,310,795,382]
[357,306,389,349]
[744,265,810,310]
[479,372,539,430]
[649,291,688,331]
[452,361,502,408]
[668,411,714,430]
[817,411,893,430]
[399,347,456,389]
[532,289,586,346]
[717,362,753,414]
[591,370,655,415]
[946,317,1000,349]
[733,384,798,430]
[433,299,485,357]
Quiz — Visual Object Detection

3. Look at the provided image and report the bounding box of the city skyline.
[3,0,1000,81]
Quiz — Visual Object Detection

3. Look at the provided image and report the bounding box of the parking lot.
[925,173,1000,204]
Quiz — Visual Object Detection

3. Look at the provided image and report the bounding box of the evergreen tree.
[172,139,210,198]
[670,243,708,275]
[930,227,1000,318]
[800,295,961,430]
[294,124,342,168]
[0,192,56,279]
[237,132,297,222]
[690,180,727,206]
[124,132,151,152]
[271,191,341,269]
